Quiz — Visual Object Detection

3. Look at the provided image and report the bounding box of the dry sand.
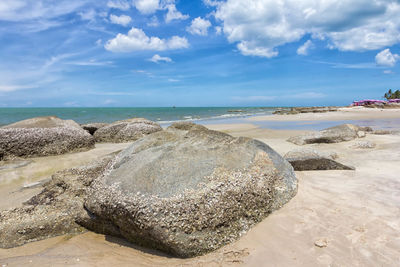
[249,106,400,122]
[1,109,400,266]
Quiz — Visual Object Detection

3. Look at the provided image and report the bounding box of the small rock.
[357,131,366,138]
[284,148,354,171]
[350,141,376,149]
[314,238,328,248]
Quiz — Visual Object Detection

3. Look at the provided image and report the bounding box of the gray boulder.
[94,118,162,143]
[82,122,297,257]
[81,122,109,135]
[0,116,95,159]
[284,148,354,171]
[288,124,369,145]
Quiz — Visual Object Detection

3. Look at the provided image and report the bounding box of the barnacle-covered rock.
[0,116,94,159]
[82,122,297,257]
[93,118,162,143]
[0,155,115,248]
[287,124,370,145]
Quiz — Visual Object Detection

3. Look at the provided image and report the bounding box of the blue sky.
[0,0,400,107]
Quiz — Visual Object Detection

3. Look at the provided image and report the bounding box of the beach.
[1,107,400,266]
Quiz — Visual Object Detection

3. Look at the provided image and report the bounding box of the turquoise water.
[0,107,277,126]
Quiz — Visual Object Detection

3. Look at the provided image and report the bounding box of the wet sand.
[1,109,400,266]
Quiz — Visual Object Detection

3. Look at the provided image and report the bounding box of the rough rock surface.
[273,106,339,115]
[94,118,162,143]
[82,122,297,257]
[0,116,94,159]
[81,123,109,135]
[350,141,376,149]
[287,124,370,145]
[0,155,114,248]
[284,148,354,171]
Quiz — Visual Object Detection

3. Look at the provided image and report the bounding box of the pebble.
[314,238,328,248]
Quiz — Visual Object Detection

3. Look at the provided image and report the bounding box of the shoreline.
[1,108,400,266]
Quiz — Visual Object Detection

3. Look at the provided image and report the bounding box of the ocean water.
[0,107,277,127]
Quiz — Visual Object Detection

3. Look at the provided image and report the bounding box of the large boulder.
[82,122,297,257]
[93,118,162,143]
[288,124,370,145]
[284,148,354,171]
[0,116,94,159]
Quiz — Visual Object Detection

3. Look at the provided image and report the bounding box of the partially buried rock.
[0,116,94,159]
[0,155,115,248]
[284,148,354,171]
[81,122,109,135]
[94,118,162,143]
[350,141,376,149]
[288,124,370,145]
[81,122,297,257]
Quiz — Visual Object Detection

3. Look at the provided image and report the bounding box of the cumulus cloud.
[375,49,400,67]
[215,0,400,58]
[109,14,132,26]
[133,0,160,14]
[187,17,212,36]
[107,0,130,10]
[165,4,189,23]
[105,27,189,52]
[203,0,221,7]
[297,40,314,55]
[149,54,172,63]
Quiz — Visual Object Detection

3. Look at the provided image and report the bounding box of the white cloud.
[0,84,34,92]
[147,16,159,27]
[0,1,86,21]
[67,59,113,66]
[149,54,172,63]
[109,14,132,26]
[375,49,400,67]
[187,17,212,36]
[168,78,180,82]
[215,26,222,35]
[79,9,97,21]
[105,27,189,52]
[215,0,400,58]
[203,0,221,7]
[133,0,160,14]
[107,0,130,10]
[297,40,313,55]
[237,42,278,58]
[165,4,189,23]
[383,70,394,74]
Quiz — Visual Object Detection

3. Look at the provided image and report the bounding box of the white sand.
[1,109,400,266]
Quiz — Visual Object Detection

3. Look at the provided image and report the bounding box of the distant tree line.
[384,89,400,100]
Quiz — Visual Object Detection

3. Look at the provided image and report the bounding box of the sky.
[0,0,400,107]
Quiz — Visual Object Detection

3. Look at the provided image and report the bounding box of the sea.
[0,107,277,127]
